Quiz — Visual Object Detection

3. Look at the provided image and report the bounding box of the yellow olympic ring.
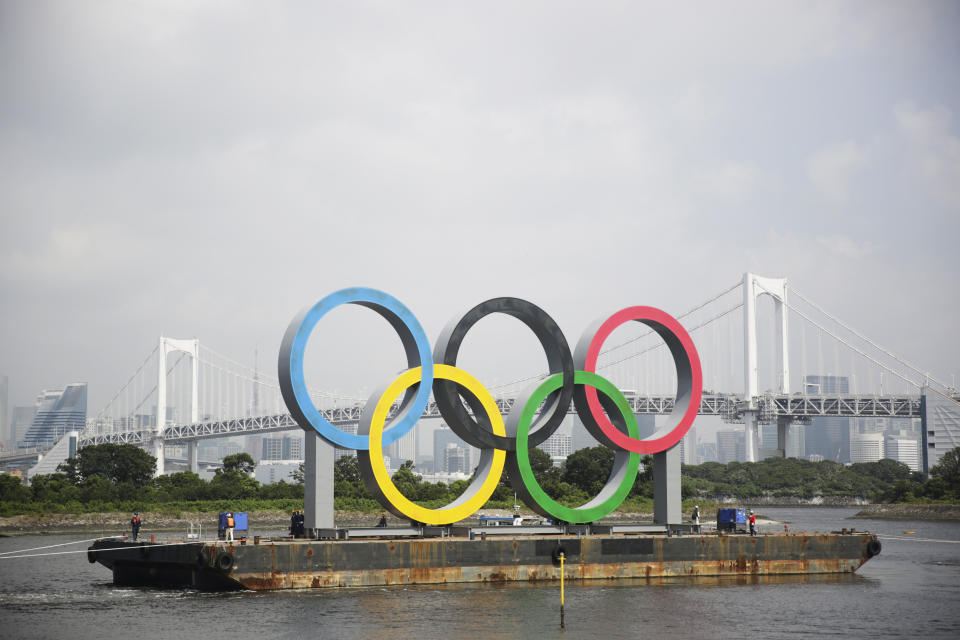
[362,364,506,525]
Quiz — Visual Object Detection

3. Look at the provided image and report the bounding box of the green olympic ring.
[506,370,642,524]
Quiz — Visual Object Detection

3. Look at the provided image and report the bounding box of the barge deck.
[88,528,881,591]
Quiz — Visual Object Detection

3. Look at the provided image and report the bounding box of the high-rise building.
[886,433,920,471]
[804,375,851,463]
[678,427,697,464]
[247,436,264,463]
[433,426,463,472]
[19,383,87,448]
[261,434,304,461]
[697,441,718,463]
[716,429,744,463]
[11,406,36,450]
[850,433,885,463]
[538,433,572,460]
[443,442,468,474]
[386,429,417,468]
[786,423,806,459]
[334,423,359,461]
[923,390,960,472]
[804,375,849,394]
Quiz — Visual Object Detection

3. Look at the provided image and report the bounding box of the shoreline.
[5,503,958,536]
[3,509,663,537]
[851,504,960,521]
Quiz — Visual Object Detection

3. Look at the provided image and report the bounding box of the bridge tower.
[155,337,199,476]
[742,273,790,462]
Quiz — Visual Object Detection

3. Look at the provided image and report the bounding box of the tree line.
[2,443,958,516]
[0,445,303,516]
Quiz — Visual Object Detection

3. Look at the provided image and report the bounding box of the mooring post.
[560,551,566,629]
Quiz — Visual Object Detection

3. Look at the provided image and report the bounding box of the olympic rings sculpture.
[279,288,702,525]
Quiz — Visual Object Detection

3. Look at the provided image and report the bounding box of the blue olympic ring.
[277,287,433,450]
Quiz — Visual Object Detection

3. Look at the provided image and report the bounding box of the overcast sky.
[1,1,958,420]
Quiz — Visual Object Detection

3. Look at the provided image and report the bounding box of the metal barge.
[87,527,881,591]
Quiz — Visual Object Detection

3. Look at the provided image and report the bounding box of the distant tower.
[155,337,199,476]
[252,347,259,416]
[742,272,790,462]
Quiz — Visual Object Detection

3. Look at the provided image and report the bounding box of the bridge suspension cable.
[782,297,924,392]
[92,345,158,424]
[792,288,951,393]
[488,280,743,393]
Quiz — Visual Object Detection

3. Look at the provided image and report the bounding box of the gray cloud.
[1,1,958,419]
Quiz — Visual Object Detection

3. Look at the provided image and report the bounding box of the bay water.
[1,507,958,639]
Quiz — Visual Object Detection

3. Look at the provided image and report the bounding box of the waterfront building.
[254,460,301,484]
[19,383,87,448]
[885,433,920,471]
[538,432,572,461]
[199,438,241,462]
[262,434,304,461]
[850,433,885,463]
[923,389,960,472]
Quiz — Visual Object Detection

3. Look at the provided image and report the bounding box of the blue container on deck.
[217,512,249,538]
[717,508,746,532]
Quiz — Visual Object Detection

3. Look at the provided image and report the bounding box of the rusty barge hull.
[88,532,880,591]
[88,534,878,590]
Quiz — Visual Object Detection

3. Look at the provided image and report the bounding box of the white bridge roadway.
[78,392,924,447]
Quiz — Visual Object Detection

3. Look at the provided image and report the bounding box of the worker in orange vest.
[130,512,142,541]
[226,512,236,542]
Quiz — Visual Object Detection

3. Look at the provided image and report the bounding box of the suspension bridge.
[6,273,960,476]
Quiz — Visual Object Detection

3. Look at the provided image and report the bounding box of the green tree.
[0,474,31,503]
[30,473,81,503]
[59,443,156,488]
[222,452,256,475]
[209,469,260,499]
[153,471,208,501]
[334,455,362,484]
[391,460,422,499]
[931,447,960,491]
[562,446,614,495]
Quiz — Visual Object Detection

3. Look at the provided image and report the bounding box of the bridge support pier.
[776,417,791,457]
[653,444,681,526]
[744,412,759,463]
[151,436,165,476]
[304,431,334,534]
[188,441,199,475]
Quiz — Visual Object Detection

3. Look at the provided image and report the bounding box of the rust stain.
[117,532,876,591]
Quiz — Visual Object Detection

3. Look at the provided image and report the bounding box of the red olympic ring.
[574,306,702,454]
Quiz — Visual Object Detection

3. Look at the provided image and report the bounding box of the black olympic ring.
[432,297,575,451]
